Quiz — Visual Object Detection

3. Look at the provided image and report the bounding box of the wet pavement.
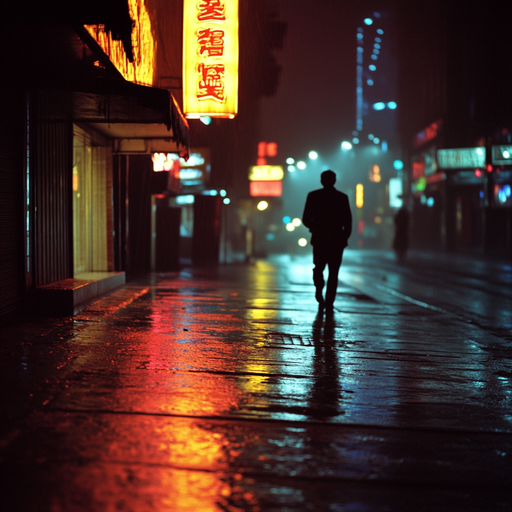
[1,250,512,511]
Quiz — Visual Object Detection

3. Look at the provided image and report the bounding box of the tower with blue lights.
[353,11,398,153]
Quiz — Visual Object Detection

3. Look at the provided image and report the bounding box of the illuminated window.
[73,126,111,275]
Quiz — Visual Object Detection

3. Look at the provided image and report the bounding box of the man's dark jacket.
[302,186,352,250]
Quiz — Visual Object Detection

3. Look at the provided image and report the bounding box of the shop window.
[73,126,112,275]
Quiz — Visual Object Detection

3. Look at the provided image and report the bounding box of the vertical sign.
[183,0,239,119]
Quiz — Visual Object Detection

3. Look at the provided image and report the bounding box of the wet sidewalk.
[1,251,511,511]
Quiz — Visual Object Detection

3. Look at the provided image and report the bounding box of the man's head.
[321,170,337,187]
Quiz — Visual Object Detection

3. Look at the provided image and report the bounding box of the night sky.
[261,1,371,163]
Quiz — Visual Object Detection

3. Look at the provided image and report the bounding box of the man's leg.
[325,250,343,308]
[313,246,327,305]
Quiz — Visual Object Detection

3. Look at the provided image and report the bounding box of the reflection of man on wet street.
[302,170,352,312]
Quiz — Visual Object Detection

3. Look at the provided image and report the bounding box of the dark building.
[0,0,286,323]
[0,0,190,322]
[397,0,512,258]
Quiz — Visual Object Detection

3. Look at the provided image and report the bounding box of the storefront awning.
[71,78,190,158]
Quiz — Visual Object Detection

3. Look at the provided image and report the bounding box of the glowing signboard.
[437,147,485,169]
[250,181,282,197]
[249,166,284,181]
[85,0,155,86]
[492,145,512,165]
[183,0,239,119]
[152,149,210,192]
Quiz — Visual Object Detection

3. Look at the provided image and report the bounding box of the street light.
[341,141,352,150]
[297,161,306,170]
[309,151,318,160]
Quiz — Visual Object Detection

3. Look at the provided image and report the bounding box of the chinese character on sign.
[197,28,225,57]
[197,63,225,102]
[197,0,226,22]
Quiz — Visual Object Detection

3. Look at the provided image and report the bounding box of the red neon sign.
[250,181,282,197]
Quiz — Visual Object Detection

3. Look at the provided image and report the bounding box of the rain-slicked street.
[1,250,512,511]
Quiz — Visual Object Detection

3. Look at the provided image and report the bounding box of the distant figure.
[393,206,409,261]
[302,170,352,312]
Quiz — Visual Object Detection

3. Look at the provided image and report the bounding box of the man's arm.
[343,196,353,240]
[302,193,313,230]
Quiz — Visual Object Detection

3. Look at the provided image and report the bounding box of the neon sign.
[183,0,239,119]
[85,0,155,86]
[250,181,282,197]
[249,166,284,181]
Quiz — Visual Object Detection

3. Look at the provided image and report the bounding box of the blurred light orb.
[220,189,227,197]
[200,116,212,125]
[373,102,385,110]
[387,101,397,109]
[427,197,435,207]
[286,223,295,232]
[367,79,374,86]
[287,165,296,172]
[393,160,404,170]
[292,218,302,227]
[223,198,231,205]
[503,150,510,158]
[282,215,291,224]
[368,134,374,140]
[341,141,353,150]
[373,137,380,144]
[309,151,318,160]
[364,18,373,25]
[369,64,376,71]
[352,137,360,144]
[297,161,306,170]
[286,157,295,164]
[298,238,308,247]
[257,201,269,211]
[377,28,384,34]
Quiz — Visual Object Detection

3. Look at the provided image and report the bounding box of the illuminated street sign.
[437,147,485,169]
[356,184,364,208]
[249,166,284,181]
[183,0,239,119]
[491,145,512,165]
[250,181,282,197]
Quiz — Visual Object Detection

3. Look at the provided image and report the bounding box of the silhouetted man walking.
[302,170,352,312]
